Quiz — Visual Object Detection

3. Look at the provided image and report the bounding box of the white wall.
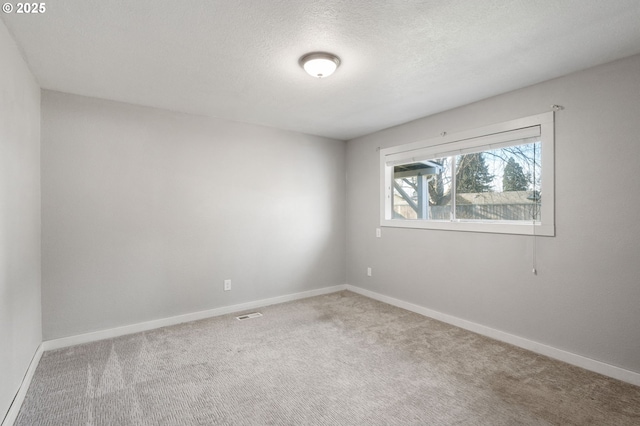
[346,54,640,374]
[0,19,42,420]
[41,91,346,340]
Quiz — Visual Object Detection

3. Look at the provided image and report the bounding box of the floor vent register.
[236,312,263,321]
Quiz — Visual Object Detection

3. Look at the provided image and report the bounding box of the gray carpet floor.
[15,291,640,425]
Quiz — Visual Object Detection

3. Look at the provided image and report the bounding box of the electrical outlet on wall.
[367,267,372,277]
[224,279,231,291]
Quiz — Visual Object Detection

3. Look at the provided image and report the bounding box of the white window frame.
[380,112,555,236]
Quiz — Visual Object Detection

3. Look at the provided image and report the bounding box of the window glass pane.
[454,142,541,221]
[380,112,554,235]
[392,157,452,220]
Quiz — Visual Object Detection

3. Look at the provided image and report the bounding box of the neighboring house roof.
[393,161,442,179]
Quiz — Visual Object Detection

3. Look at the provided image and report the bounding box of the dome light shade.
[299,52,341,78]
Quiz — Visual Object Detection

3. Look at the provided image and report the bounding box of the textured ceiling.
[3,0,640,140]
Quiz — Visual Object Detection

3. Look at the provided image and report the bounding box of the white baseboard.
[42,284,347,351]
[345,284,640,387]
[2,344,44,426]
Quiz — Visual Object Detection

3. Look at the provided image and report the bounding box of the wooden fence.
[395,203,540,221]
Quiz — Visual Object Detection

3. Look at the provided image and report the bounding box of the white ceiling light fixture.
[299,52,341,78]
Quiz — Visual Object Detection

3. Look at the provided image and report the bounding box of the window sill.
[380,219,555,236]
